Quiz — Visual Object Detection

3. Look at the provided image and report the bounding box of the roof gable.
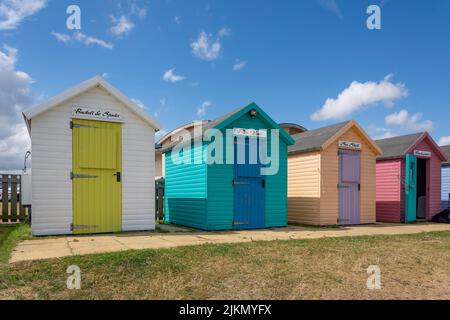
[404,133,448,162]
[289,120,382,155]
[22,75,161,131]
[441,145,450,165]
[376,132,447,161]
[209,102,295,145]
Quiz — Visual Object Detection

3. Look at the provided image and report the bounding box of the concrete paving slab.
[9,223,450,263]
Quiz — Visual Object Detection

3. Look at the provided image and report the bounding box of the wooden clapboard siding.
[442,166,450,209]
[165,143,208,229]
[30,86,155,235]
[320,126,377,225]
[287,152,321,225]
[376,159,402,222]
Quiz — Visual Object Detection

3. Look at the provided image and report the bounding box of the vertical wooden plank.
[19,175,26,221]
[155,180,158,219]
[2,175,9,222]
[161,180,165,219]
[10,175,18,222]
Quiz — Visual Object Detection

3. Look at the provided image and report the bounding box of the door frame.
[71,118,123,234]
[338,149,361,225]
[232,137,265,229]
[404,154,417,223]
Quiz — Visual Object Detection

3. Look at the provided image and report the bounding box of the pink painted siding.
[376,136,443,222]
[376,159,402,222]
[410,138,442,219]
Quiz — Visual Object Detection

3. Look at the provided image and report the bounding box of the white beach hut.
[22,76,161,236]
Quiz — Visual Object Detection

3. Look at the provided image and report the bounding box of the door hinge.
[232,179,250,185]
[233,221,249,226]
[358,184,361,191]
[71,172,98,179]
[71,223,99,231]
[262,179,266,189]
[70,122,99,129]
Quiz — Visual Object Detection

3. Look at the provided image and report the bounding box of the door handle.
[114,172,121,182]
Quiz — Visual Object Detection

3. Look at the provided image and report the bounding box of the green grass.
[0,224,30,265]
[2,230,450,299]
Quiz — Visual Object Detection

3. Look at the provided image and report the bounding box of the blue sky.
[1,0,450,169]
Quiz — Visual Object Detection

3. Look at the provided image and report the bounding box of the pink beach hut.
[375,132,447,223]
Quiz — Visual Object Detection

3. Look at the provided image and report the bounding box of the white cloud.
[311,75,409,121]
[384,109,433,132]
[110,15,135,37]
[218,26,232,37]
[0,0,47,30]
[191,31,222,61]
[109,1,147,38]
[0,45,33,169]
[163,68,185,83]
[101,72,109,78]
[438,136,450,146]
[373,130,400,140]
[317,0,343,18]
[51,31,71,43]
[51,31,114,50]
[174,16,181,24]
[74,32,114,50]
[131,98,146,109]
[233,60,247,71]
[0,124,30,170]
[130,2,147,20]
[160,97,166,106]
[197,101,211,117]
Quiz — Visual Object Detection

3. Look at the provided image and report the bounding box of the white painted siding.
[30,86,155,235]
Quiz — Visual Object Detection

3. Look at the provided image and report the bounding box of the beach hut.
[375,132,447,223]
[287,120,382,225]
[22,76,161,235]
[155,120,210,178]
[279,123,308,136]
[440,145,450,209]
[162,103,295,230]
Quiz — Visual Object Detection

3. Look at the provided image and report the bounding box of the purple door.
[338,150,361,225]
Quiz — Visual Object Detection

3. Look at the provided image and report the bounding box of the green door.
[405,154,417,223]
[72,119,122,234]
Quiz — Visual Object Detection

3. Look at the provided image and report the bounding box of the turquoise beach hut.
[163,103,295,230]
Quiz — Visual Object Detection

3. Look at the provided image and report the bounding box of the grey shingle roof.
[441,145,450,165]
[161,105,249,152]
[288,121,350,154]
[375,132,424,160]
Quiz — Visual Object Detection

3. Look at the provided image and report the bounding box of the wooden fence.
[155,178,165,220]
[0,174,30,223]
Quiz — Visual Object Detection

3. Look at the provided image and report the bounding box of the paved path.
[10,223,450,263]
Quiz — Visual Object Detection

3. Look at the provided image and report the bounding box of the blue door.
[233,138,265,229]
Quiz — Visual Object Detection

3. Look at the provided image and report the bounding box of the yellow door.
[72,119,122,234]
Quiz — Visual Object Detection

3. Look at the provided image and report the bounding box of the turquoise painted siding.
[165,142,208,229]
[165,106,290,231]
[207,163,234,229]
[442,165,450,209]
[265,142,288,227]
[206,112,288,229]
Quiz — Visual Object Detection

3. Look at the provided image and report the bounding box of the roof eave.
[214,102,295,145]
[22,75,162,131]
